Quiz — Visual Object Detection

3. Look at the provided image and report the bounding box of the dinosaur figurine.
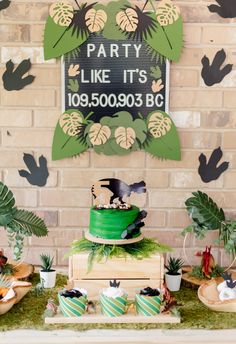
[196,246,215,278]
[221,272,236,289]
[208,0,236,18]
[201,49,233,86]
[198,147,229,183]
[92,178,146,205]
[18,153,49,187]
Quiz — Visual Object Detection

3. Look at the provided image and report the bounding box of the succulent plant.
[165,257,184,275]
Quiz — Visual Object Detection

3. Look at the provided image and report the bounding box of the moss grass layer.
[0,274,235,331]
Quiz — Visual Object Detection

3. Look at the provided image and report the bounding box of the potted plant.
[39,254,56,289]
[0,181,48,261]
[165,257,184,291]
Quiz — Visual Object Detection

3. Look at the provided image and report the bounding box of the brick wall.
[0,0,235,268]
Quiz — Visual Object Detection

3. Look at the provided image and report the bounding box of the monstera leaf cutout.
[95,0,130,40]
[59,111,83,136]
[109,112,147,155]
[115,127,136,149]
[144,111,181,160]
[44,16,88,60]
[49,1,74,27]
[148,112,172,138]
[116,8,138,32]
[156,0,180,26]
[145,13,183,62]
[52,109,89,160]
[85,9,107,33]
[88,123,111,145]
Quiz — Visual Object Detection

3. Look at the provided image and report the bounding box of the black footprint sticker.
[18,154,49,187]
[2,59,35,91]
[208,0,236,18]
[0,0,11,11]
[201,49,233,86]
[198,147,229,183]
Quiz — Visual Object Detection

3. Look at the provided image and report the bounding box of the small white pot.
[39,270,56,289]
[165,272,182,292]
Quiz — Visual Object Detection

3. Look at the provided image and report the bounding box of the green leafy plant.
[165,257,184,275]
[182,191,236,255]
[40,254,54,272]
[0,182,48,261]
[0,264,16,276]
[70,237,171,272]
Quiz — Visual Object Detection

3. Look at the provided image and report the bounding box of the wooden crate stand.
[69,253,164,299]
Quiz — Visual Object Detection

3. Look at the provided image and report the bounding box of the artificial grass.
[0,273,236,331]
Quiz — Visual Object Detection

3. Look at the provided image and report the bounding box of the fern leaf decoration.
[8,209,48,237]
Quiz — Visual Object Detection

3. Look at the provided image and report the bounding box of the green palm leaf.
[0,181,15,214]
[185,191,225,230]
[9,209,48,237]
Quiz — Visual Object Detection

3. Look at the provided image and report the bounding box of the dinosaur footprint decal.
[201,49,233,86]
[0,0,10,11]
[198,147,229,183]
[2,59,35,91]
[208,0,236,19]
[18,153,49,187]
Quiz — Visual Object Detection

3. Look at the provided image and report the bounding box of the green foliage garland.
[70,237,171,272]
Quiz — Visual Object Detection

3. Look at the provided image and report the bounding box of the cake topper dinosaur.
[91,178,146,207]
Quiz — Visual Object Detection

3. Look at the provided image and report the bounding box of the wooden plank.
[71,253,164,280]
[45,313,180,324]
[71,279,163,300]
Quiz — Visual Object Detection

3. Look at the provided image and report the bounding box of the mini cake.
[100,280,127,317]
[58,287,87,317]
[135,287,162,316]
[87,178,147,242]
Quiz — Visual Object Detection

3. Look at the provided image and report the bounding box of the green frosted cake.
[89,205,140,240]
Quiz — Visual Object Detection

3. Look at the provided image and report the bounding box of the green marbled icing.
[89,206,140,240]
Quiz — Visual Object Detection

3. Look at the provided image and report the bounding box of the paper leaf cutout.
[18,154,49,187]
[208,0,236,19]
[0,0,10,11]
[89,123,111,145]
[116,7,138,32]
[148,111,172,138]
[156,0,180,26]
[201,49,233,86]
[92,178,146,204]
[85,8,107,33]
[145,14,183,62]
[144,110,181,160]
[198,147,229,183]
[96,0,130,40]
[114,127,136,150]
[2,59,35,91]
[52,109,89,160]
[44,16,88,60]
[49,1,74,27]
[59,111,84,137]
